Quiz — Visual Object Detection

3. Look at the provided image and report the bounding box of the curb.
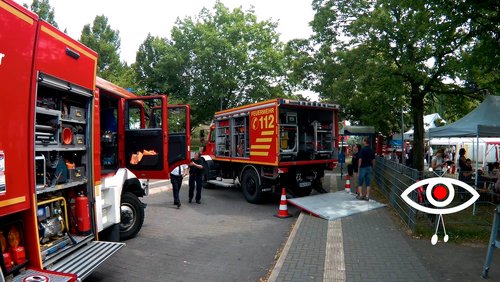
[267,212,304,282]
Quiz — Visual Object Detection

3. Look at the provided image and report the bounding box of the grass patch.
[414,205,495,244]
[372,181,497,244]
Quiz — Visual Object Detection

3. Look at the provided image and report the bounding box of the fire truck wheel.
[202,161,214,189]
[120,192,145,240]
[242,169,264,204]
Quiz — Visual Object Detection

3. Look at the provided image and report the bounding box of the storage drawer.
[69,106,86,121]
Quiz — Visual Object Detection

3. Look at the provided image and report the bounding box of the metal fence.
[373,157,500,232]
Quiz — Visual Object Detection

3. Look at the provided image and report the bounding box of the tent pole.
[473,132,479,216]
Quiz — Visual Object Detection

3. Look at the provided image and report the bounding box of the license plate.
[299,181,311,188]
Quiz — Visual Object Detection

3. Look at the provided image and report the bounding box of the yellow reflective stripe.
[256,138,272,143]
[261,131,274,136]
[41,25,97,62]
[251,145,270,149]
[250,151,269,156]
[0,2,33,24]
[0,196,26,207]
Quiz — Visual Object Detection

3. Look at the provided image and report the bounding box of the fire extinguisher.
[75,193,91,234]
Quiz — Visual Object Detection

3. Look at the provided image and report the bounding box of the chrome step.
[48,241,124,281]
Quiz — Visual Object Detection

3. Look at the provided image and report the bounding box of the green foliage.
[309,0,499,171]
[24,0,58,27]
[80,15,125,82]
[132,34,171,95]
[133,1,288,127]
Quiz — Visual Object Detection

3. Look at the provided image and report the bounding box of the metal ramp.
[288,191,386,221]
[48,241,124,281]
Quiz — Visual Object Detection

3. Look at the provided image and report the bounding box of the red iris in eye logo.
[432,185,448,201]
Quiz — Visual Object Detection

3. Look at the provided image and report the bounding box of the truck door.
[168,105,191,168]
[124,96,169,178]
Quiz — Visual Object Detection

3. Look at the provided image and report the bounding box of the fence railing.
[373,157,500,232]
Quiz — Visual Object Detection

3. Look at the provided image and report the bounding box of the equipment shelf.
[36,179,88,194]
[35,145,86,151]
[36,106,61,116]
[60,117,86,124]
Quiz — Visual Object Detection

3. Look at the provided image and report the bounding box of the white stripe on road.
[324,220,345,282]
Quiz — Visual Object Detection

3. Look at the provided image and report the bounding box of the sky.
[15,0,316,65]
[15,0,318,100]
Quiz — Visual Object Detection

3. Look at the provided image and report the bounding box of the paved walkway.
[269,209,435,282]
[268,173,500,282]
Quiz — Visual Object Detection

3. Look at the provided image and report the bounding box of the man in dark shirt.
[189,152,204,204]
[357,138,375,200]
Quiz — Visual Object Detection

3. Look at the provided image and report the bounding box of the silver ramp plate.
[48,241,124,281]
[288,191,386,221]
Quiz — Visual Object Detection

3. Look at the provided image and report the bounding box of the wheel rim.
[245,176,257,196]
[120,203,136,232]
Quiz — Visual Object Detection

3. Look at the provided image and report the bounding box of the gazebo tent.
[428,95,500,214]
[404,113,445,140]
[428,95,500,138]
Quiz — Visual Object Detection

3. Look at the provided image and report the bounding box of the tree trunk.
[411,88,425,172]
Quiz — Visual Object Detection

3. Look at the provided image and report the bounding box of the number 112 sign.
[249,106,277,163]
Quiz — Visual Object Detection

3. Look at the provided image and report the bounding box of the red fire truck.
[201,99,339,203]
[0,1,189,280]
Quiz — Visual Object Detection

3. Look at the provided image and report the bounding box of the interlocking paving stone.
[341,208,435,282]
[275,214,327,282]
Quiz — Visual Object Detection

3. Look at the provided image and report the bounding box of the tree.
[80,15,125,81]
[134,1,288,126]
[310,0,499,171]
[24,0,58,27]
[132,34,171,95]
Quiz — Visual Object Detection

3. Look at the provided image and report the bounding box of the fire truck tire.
[241,169,264,204]
[202,161,214,189]
[120,192,145,240]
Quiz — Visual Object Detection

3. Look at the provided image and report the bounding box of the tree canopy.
[309,0,499,170]
[80,15,125,82]
[24,0,58,27]
[133,1,289,126]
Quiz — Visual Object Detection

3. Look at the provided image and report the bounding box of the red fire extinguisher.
[75,193,91,234]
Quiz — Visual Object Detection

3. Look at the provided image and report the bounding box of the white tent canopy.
[403,113,445,140]
[428,95,500,138]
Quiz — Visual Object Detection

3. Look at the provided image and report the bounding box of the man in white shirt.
[170,164,188,208]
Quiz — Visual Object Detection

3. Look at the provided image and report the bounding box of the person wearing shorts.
[351,144,362,193]
[357,138,375,201]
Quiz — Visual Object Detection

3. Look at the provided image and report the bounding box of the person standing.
[357,138,375,201]
[431,148,446,174]
[170,163,188,208]
[189,152,204,204]
[352,144,362,193]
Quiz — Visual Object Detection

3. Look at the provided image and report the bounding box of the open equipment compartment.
[34,73,96,267]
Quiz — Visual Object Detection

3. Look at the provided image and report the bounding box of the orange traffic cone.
[345,175,351,193]
[275,188,292,218]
